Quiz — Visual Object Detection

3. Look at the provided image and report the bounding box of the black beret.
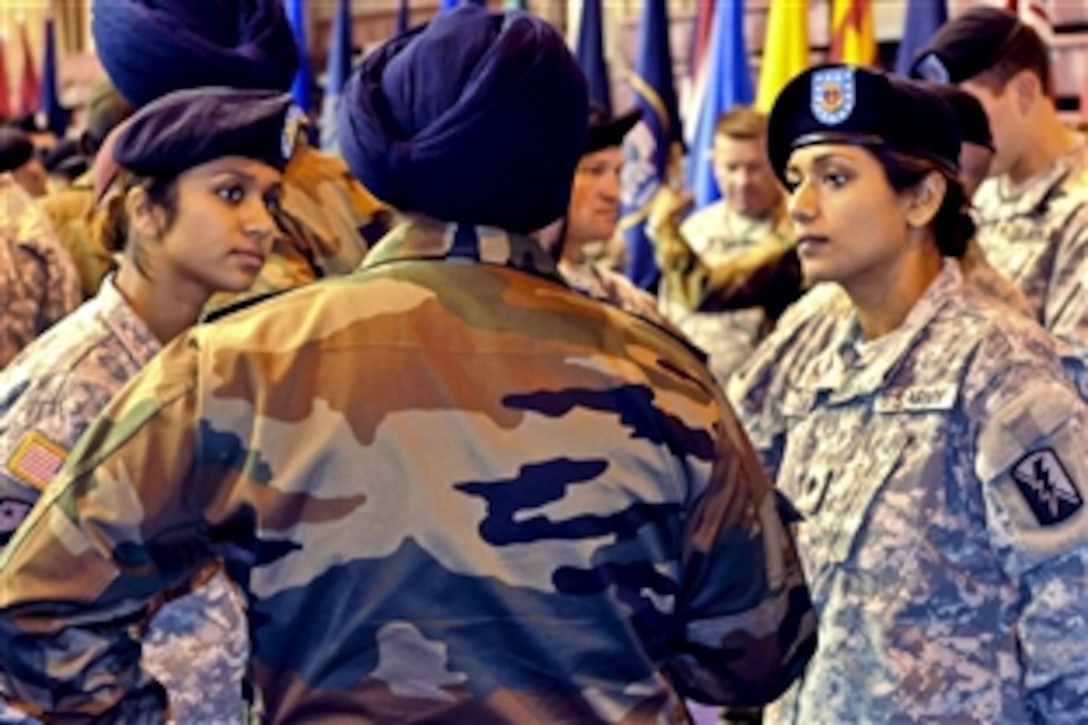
[585,103,641,155]
[909,8,1024,84]
[339,6,588,234]
[91,0,299,108]
[767,65,961,184]
[113,87,299,178]
[925,83,994,151]
[0,128,36,173]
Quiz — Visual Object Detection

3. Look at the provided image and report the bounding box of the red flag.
[0,35,10,120]
[829,0,876,66]
[18,22,40,116]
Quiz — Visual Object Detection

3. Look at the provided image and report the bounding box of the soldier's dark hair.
[872,148,974,259]
[972,23,1051,97]
[99,172,180,276]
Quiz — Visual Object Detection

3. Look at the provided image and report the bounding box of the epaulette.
[200,289,289,324]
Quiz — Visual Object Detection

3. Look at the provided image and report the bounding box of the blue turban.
[338,6,589,233]
[91,0,299,108]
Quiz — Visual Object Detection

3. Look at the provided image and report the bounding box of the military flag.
[0,35,9,120]
[41,17,66,135]
[894,0,947,76]
[397,0,410,34]
[756,0,809,112]
[17,22,39,116]
[686,0,754,207]
[320,0,352,152]
[285,0,311,111]
[619,0,683,290]
[574,0,611,114]
[829,0,876,66]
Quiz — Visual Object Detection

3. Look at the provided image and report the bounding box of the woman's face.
[784,143,913,288]
[157,156,282,302]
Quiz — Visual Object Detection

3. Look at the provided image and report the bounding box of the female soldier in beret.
[0,86,292,724]
[747,65,1088,723]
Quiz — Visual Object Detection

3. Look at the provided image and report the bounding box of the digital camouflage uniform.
[558,257,667,325]
[0,176,81,369]
[973,140,1088,358]
[0,277,246,725]
[732,262,1088,723]
[0,220,816,723]
[658,202,794,387]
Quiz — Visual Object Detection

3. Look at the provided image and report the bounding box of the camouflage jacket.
[36,177,113,300]
[973,140,1088,356]
[0,177,81,369]
[658,201,794,387]
[0,276,247,724]
[730,262,1088,723]
[0,219,815,723]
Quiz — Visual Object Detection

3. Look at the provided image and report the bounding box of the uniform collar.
[984,136,1088,217]
[95,274,163,363]
[361,217,563,283]
[803,260,962,401]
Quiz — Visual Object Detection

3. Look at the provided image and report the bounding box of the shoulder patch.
[1012,448,1082,526]
[7,431,68,491]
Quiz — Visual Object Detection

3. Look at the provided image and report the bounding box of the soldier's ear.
[904,170,945,229]
[125,185,163,241]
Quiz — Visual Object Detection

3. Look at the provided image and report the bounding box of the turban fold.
[338,6,589,233]
[91,0,299,108]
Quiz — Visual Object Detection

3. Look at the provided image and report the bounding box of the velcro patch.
[6,431,68,491]
[1012,448,1082,526]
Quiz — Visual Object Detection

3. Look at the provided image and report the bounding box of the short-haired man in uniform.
[912,7,1087,357]
[0,7,815,722]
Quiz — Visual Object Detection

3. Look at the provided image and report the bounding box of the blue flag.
[894,0,948,76]
[396,0,410,34]
[574,0,611,114]
[320,0,352,151]
[440,0,484,10]
[619,0,683,291]
[41,17,66,136]
[687,1,754,207]
[285,0,311,111]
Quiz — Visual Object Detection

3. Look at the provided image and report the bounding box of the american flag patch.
[7,431,68,491]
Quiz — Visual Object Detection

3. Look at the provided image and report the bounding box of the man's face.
[711,134,783,218]
[566,146,624,245]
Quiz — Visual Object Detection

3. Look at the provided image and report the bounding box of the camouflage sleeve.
[38,189,116,299]
[1046,208,1088,357]
[0,336,216,721]
[23,206,81,331]
[972,358,1088,721]
[664,396,816,707]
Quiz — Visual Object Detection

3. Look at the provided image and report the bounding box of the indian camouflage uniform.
[0,220,816,723]
[973,140,1088,358]
[0,278,246,724]
[658,201,793,387]
[731,261,1088,723]
[0,176,81,369]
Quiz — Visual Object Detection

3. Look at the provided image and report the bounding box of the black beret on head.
[925,83,994,151]
[91,0,299,108]
[338,6,589,233]
[767,65,961,184]
[112,87,298,178]
[0,128,35,173]
[585,103,641,155]
[909,8,1023,85]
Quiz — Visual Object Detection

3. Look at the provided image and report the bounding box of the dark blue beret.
[338,6,589,233]
[112,88,299,178]
[909,8,1024,85]
[0,128,35,173]
[925,83,994,151]
[91,0,299,108]
[767,65,961,184]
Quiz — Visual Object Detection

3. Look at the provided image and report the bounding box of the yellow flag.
[829,0,876,66]
[756,0,810,113]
